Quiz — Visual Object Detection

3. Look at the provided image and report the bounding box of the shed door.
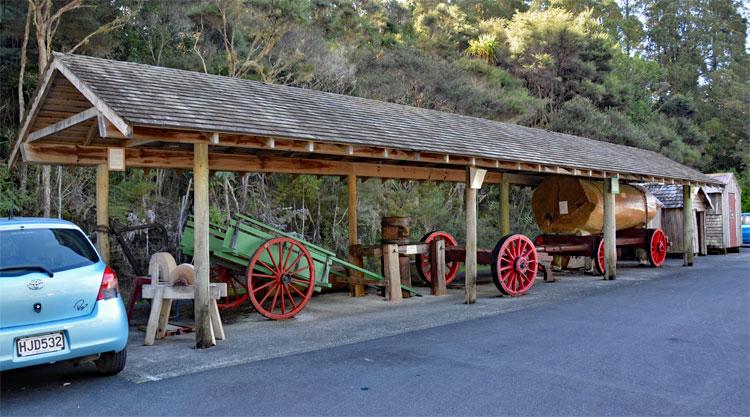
[728,193,738,247]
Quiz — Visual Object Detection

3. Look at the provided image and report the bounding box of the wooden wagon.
[181,213,418,319]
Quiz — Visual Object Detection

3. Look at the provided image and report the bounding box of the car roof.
[0,217,80,230]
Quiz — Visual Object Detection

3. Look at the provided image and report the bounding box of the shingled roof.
[13,53,718,185]
[643,184,714,210]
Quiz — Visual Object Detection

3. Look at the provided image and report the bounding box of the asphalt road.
[2,251,748,416]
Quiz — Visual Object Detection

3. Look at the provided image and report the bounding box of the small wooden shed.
[705,173,742,253]
[644,184,713,255]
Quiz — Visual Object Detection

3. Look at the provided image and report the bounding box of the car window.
[743,215,750,226]
[0,228,99,276]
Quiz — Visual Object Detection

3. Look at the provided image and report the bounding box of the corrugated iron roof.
[51,53,717,184]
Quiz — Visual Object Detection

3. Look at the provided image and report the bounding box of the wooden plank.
[21,143,511,184]
[142,284,227,299]
[83,121,97,145]
[209,300,225,341]
[603,178,617,279]
[383,244,402,302]
[347,175,366,297]
[500,177,510,236]
[430,239,447,296]
[193,142,214,348]
[156,296,172,340]
[144,286,164,346]
[96,164,110,264]
[27,107,98,142]
[683,185,694,266]
[465,166,478,304]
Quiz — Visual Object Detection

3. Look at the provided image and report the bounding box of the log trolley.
[181,213,417,319]
[530,176,669,275]
[415,231,540,297]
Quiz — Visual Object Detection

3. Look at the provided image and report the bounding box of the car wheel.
[95,348,126,376]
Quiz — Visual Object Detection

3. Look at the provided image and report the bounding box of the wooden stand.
[142,283,227,346]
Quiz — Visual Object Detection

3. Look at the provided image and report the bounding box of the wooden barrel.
[381,216,411,243]
[532,176,658,234]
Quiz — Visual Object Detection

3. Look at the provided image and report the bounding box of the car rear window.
[0,228,99,275]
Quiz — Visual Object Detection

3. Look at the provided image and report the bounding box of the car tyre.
[95,348,126,376]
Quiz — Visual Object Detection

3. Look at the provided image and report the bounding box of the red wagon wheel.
[592,238,606,275]
[247,237,315,320]
[592,238,617,275]
[211,266,248,310]
[490,234,538,296]
[647,228,668,267]
[416,231,461,285]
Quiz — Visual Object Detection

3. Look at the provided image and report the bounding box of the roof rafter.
[28,107,98,142]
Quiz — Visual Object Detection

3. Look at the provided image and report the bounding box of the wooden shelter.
[704,173,742,253]
[644,184,713,256]
[9,53,721,348]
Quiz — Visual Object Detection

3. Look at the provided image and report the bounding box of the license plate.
[16,332,65,357]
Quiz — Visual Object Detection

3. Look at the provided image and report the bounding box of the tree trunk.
[42,165,51,217]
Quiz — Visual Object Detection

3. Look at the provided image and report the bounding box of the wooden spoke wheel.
[211,265,248,310]
[416,231,461,286]
[490,234,538,296]
[592,238,606,276]
[647,228,668,267]
[247,237,315,320]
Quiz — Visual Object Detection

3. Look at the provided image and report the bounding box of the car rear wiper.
[0,265,54,277]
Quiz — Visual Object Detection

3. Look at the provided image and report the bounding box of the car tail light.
[98,266,119,300]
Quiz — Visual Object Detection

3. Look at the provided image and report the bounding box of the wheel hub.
[280,274,292,284]
[515,257,529,274]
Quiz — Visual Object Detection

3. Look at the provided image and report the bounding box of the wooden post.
[193,143,214,348]
[465,166,485,304]
[383,243,402,302]
[499,177,510,236]
[603,177,617,280]
[95,164,110,264]
[430,239,447,296]
[683,185,694,266]
[347,174,366,297]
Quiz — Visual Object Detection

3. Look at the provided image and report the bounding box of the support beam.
[683,185,694,266]
[465,166,484,304]
[22,143,512,184]
[28,107,98,142]
[95,164,110,264]
[347,175,366,297]
[383,244,402,302]
[430,239,447,296]
[602,177,617,280]
[193,142,214,348]
[499,177,510,236]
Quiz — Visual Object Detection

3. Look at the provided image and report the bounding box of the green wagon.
[181,213,417,319]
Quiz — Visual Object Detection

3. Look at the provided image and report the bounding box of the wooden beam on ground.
[95,164,110,264]
[193,142,214,348]
[430,239,447,296]
[383,244,402,302]
[603,177,617,280]
[348,174,366,297]
[683,185,694,266]
[28,107,98,142]
[500,177,510,236]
